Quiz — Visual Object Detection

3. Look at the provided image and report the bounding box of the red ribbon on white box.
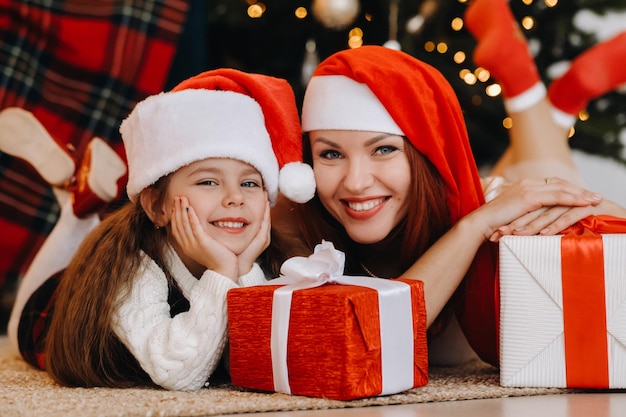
[559,215,626,387]
[263,240,415,396]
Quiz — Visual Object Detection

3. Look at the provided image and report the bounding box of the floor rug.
[0,336,569,417]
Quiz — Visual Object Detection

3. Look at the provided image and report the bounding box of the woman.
[280,44,626,367]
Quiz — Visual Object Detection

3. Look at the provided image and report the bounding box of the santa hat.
[120,68,315,205]
[301,45,483,223]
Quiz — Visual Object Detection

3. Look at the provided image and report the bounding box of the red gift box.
[227,242,428,400]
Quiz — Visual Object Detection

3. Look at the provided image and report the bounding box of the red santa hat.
[120,68,315,205]
[301,45,484,223]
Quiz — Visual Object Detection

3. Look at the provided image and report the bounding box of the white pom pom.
[278,162,316,203]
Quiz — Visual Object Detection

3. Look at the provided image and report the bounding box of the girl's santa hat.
[120,68,315,206]
[301,45,484,224]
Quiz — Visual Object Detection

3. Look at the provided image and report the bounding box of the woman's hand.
[474,177,604,242]
[171,196,238,280]
[236,199,271,276]
[493,198,626,240]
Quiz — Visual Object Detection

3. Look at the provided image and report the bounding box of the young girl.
[8,69,315,391]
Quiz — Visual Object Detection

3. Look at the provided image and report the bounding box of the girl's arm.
[110,253,238,391]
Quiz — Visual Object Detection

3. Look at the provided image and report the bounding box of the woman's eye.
[319,149,342,160]
[374,145,398,155]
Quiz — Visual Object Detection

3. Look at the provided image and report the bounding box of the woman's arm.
[403,177,603,326]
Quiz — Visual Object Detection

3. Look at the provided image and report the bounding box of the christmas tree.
[207,0,626,169]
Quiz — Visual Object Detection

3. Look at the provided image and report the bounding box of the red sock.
[548,31,626,117]
[465,0,541,99]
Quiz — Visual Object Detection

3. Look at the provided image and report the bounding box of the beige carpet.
[0,336,570,417]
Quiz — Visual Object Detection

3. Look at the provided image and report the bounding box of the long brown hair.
[45,179,172,388]
[296,135,450,274]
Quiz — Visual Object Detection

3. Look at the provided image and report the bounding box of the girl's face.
[163,158,268,255]
[309,130,411,244]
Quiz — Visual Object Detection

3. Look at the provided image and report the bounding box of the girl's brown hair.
[45,178,172,388]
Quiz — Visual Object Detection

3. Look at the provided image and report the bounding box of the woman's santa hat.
[120,68,315,206]
[301,45,484,224]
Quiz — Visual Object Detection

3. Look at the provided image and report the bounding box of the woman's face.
[309,130,412,244]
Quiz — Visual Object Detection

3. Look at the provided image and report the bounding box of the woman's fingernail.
[185,207,189,212]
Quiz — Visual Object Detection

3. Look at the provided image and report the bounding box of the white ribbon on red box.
[264,240,415,396]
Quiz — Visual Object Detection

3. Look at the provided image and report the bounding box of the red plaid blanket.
[0,0,189,318]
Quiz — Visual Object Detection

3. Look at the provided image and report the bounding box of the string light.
[579,110,590,121]
[451,17,464,31]
[453,51,466,64]
[568,127,575,138]
[463,71,477,85]
[247,2,265,18]
[348,27,364,49]
[475,67,490,82]
[521,16,535,30]
[486,84,502,97]
[295,7,307,19]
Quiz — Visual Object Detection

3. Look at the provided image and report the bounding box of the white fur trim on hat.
[120,89,280,204]
[301,75,404,135]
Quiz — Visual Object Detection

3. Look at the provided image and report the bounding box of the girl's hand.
[171,196,237,280]
[476,177,603,242]
[236,199,271,276]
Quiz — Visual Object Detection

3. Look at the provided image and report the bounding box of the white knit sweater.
[110,245,267,391]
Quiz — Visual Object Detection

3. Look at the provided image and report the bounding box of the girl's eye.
[241,180,261,188]
[319,149,342,160]
[374,145,398,155]
[198,179,218,186]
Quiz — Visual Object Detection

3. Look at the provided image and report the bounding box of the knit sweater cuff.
[238,263,267,287]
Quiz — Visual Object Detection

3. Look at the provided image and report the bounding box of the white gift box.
[499,232,626,388]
